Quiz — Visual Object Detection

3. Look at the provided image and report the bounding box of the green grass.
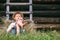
[0,17,60,40]
[0,30,60,40]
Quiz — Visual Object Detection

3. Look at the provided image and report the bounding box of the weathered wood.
[6,3,30,5]
[6,11,31,14]
[33,11,60,13]
[6,0,33,21]
[34,24,60,30]
[33,17,60,24]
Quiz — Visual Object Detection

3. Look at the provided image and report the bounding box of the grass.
[0,17,60,40]
[0,30,60,40]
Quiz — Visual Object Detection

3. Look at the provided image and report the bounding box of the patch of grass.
[0,30,60,40]
[0,17,60,40]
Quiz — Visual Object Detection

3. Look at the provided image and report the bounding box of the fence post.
[29,0,33,21]
[6,0,10,21]
[6,0,33,21]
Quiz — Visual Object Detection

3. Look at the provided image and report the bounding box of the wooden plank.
[34,11,60,13]
[33,4,60,10]
[6,11,31,14]
[6,3,30,5]
[34,24,60,29]
[33,17,60,24]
